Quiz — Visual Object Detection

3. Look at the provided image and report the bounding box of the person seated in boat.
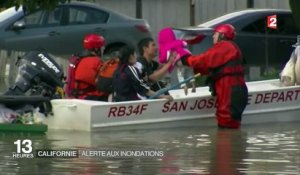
[135,37,175,92]
[74,34,109,101]
[179,24,248,129]
[112,46,173,102]
[280,35,300,86]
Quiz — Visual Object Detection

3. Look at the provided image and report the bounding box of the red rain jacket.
[186,41,248,128]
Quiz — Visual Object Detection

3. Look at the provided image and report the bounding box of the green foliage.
[289,0,300,31]
[0,0,71,12]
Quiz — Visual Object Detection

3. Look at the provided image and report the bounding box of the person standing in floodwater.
[181,24,248,129]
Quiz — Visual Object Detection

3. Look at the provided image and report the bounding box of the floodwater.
[0,121,300,175]
[0,82,300,174]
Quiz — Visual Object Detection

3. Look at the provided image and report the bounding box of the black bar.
[190,0,195,26]
[136,0,142,18]
[247,0,254,8]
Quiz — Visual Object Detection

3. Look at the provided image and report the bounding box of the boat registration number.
[108,104,148,117]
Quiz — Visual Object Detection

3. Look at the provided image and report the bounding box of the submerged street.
[1,121,300,174]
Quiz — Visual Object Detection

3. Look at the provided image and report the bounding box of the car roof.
[61,1,136,21]
[1,1,135,21]
[198,8,291,28]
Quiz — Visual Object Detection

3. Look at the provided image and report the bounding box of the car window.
[23,10,45,28]
[198,11,245,27]
[242,17,266,34]
[67,6,108,25]
[242,13,299,35]
[44,7,63,26]
[277,15,299,35]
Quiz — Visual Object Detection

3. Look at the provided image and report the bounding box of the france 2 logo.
[267,15,277,29]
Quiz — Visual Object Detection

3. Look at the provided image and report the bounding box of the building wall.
[92,0,136,17]
[254,0,289,9]
[92,0,290,39]
[194,0,289,24]
[194,0,248,24]
[92,0,190,40]
[142,0,190,40]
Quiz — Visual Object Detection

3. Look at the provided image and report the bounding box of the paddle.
[149,73,201,99]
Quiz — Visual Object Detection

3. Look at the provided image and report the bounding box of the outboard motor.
[4,51,64,99]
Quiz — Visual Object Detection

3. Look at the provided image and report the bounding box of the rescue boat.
[44,79,300,131]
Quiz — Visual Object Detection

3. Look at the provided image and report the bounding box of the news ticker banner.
[12,139,164,159]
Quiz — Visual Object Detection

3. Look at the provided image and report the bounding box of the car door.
[56,5,109,55]
[3,7,64,54]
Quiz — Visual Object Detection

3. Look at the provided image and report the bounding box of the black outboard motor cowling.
[4,51,64,98]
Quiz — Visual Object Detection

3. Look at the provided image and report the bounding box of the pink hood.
[158,27,191,72]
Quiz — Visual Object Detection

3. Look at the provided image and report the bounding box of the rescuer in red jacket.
[181,24,248,129]
[75,34,108,101]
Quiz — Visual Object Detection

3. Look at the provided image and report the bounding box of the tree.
[289,0,300,31]
[0,0,71,12]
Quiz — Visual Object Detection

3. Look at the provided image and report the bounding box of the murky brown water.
[0,121,300,175]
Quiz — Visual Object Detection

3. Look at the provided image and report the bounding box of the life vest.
[206,58,244,96]
[65,54,83,98]
[75,56,106,99]
[65,53,107,99]
[95,58,119,94]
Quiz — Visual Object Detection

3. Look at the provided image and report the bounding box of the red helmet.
[83,34,105,50]
[214,24,235,40]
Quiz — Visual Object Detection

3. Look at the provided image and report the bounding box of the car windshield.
[198,11,246,27]
[0,7,22,22]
